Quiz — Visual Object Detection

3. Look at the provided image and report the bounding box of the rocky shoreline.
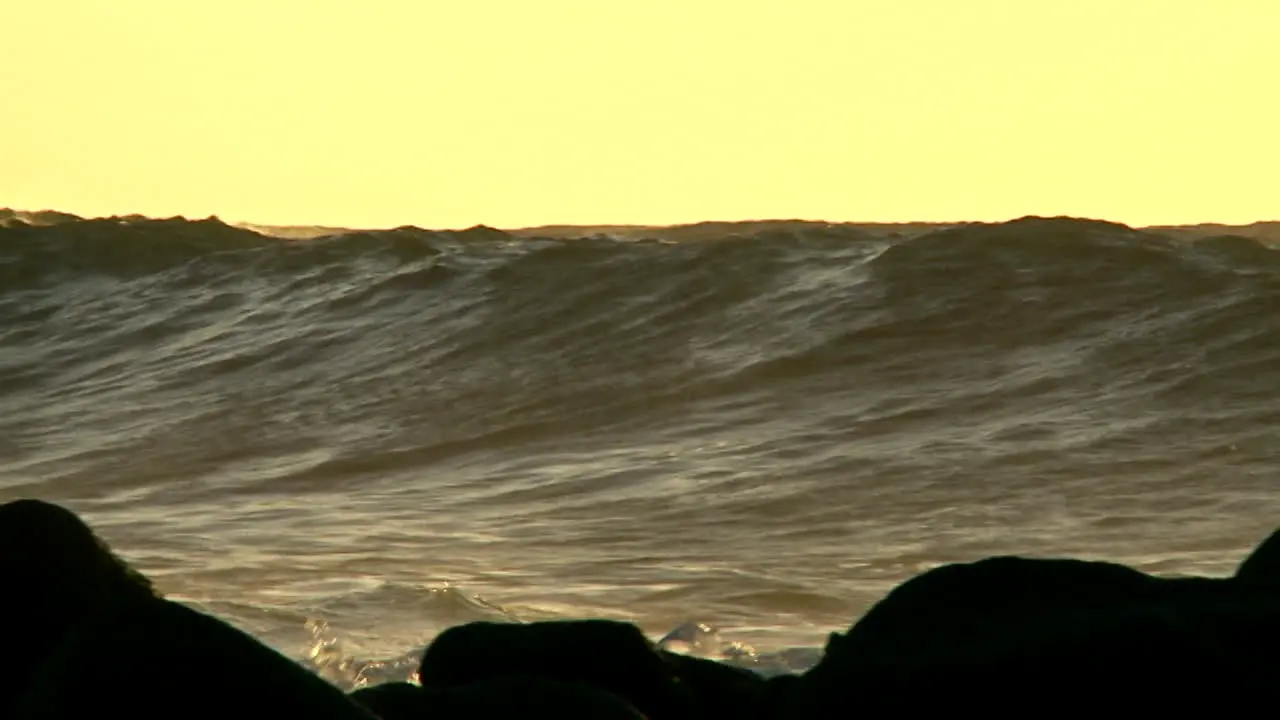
[7,497,1280,717]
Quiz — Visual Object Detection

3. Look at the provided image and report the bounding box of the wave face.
[3,214,1280,685]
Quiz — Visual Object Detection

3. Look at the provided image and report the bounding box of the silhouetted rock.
[1,498,377,720]
[827,555,1185,667]
[834,527,1280,670]
[349,682,426,719]
[657,649,769,719]
[784,529,1280,714]
[1236,526,1280,583]
[415,619,777,719]
[0,499,159,717]
[350,677,646,719]
[17,495,1280,717]
[789,603,1278,713]
[758,673,803,718]
[418,619,699,719]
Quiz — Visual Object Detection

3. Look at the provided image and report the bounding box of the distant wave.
[3,215,1278,454]
[2,212,1277,285]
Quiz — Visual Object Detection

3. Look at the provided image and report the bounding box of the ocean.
[2,211,1278,688]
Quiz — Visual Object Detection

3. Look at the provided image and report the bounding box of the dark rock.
[351,677,646,719]
[1235,526,1280,583]
[0,498,158,606]
[759,674,802,718]
[416,619,779,719]
[789,603,1270,713]
[418,619,698,719]
[824,555,1181,667]
[1,498,377,720]
[657,649,769,719]
[0,499,160,716]
[349,682,426,719]
[785,528,1280,715]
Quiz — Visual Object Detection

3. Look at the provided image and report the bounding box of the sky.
[3,0,1276,229]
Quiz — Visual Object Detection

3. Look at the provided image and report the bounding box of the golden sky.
[4,1,1275,229]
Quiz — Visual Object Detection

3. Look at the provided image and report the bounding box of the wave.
[4,210,1280,668]
[2,212,1277,283]
[3,214,1279,467]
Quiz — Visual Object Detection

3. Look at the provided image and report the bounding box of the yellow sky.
[3,1,1275,229]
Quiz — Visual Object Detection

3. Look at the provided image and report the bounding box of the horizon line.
[4,207,1279,235]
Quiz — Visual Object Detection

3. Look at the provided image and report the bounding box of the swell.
[3,216,1279,492]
